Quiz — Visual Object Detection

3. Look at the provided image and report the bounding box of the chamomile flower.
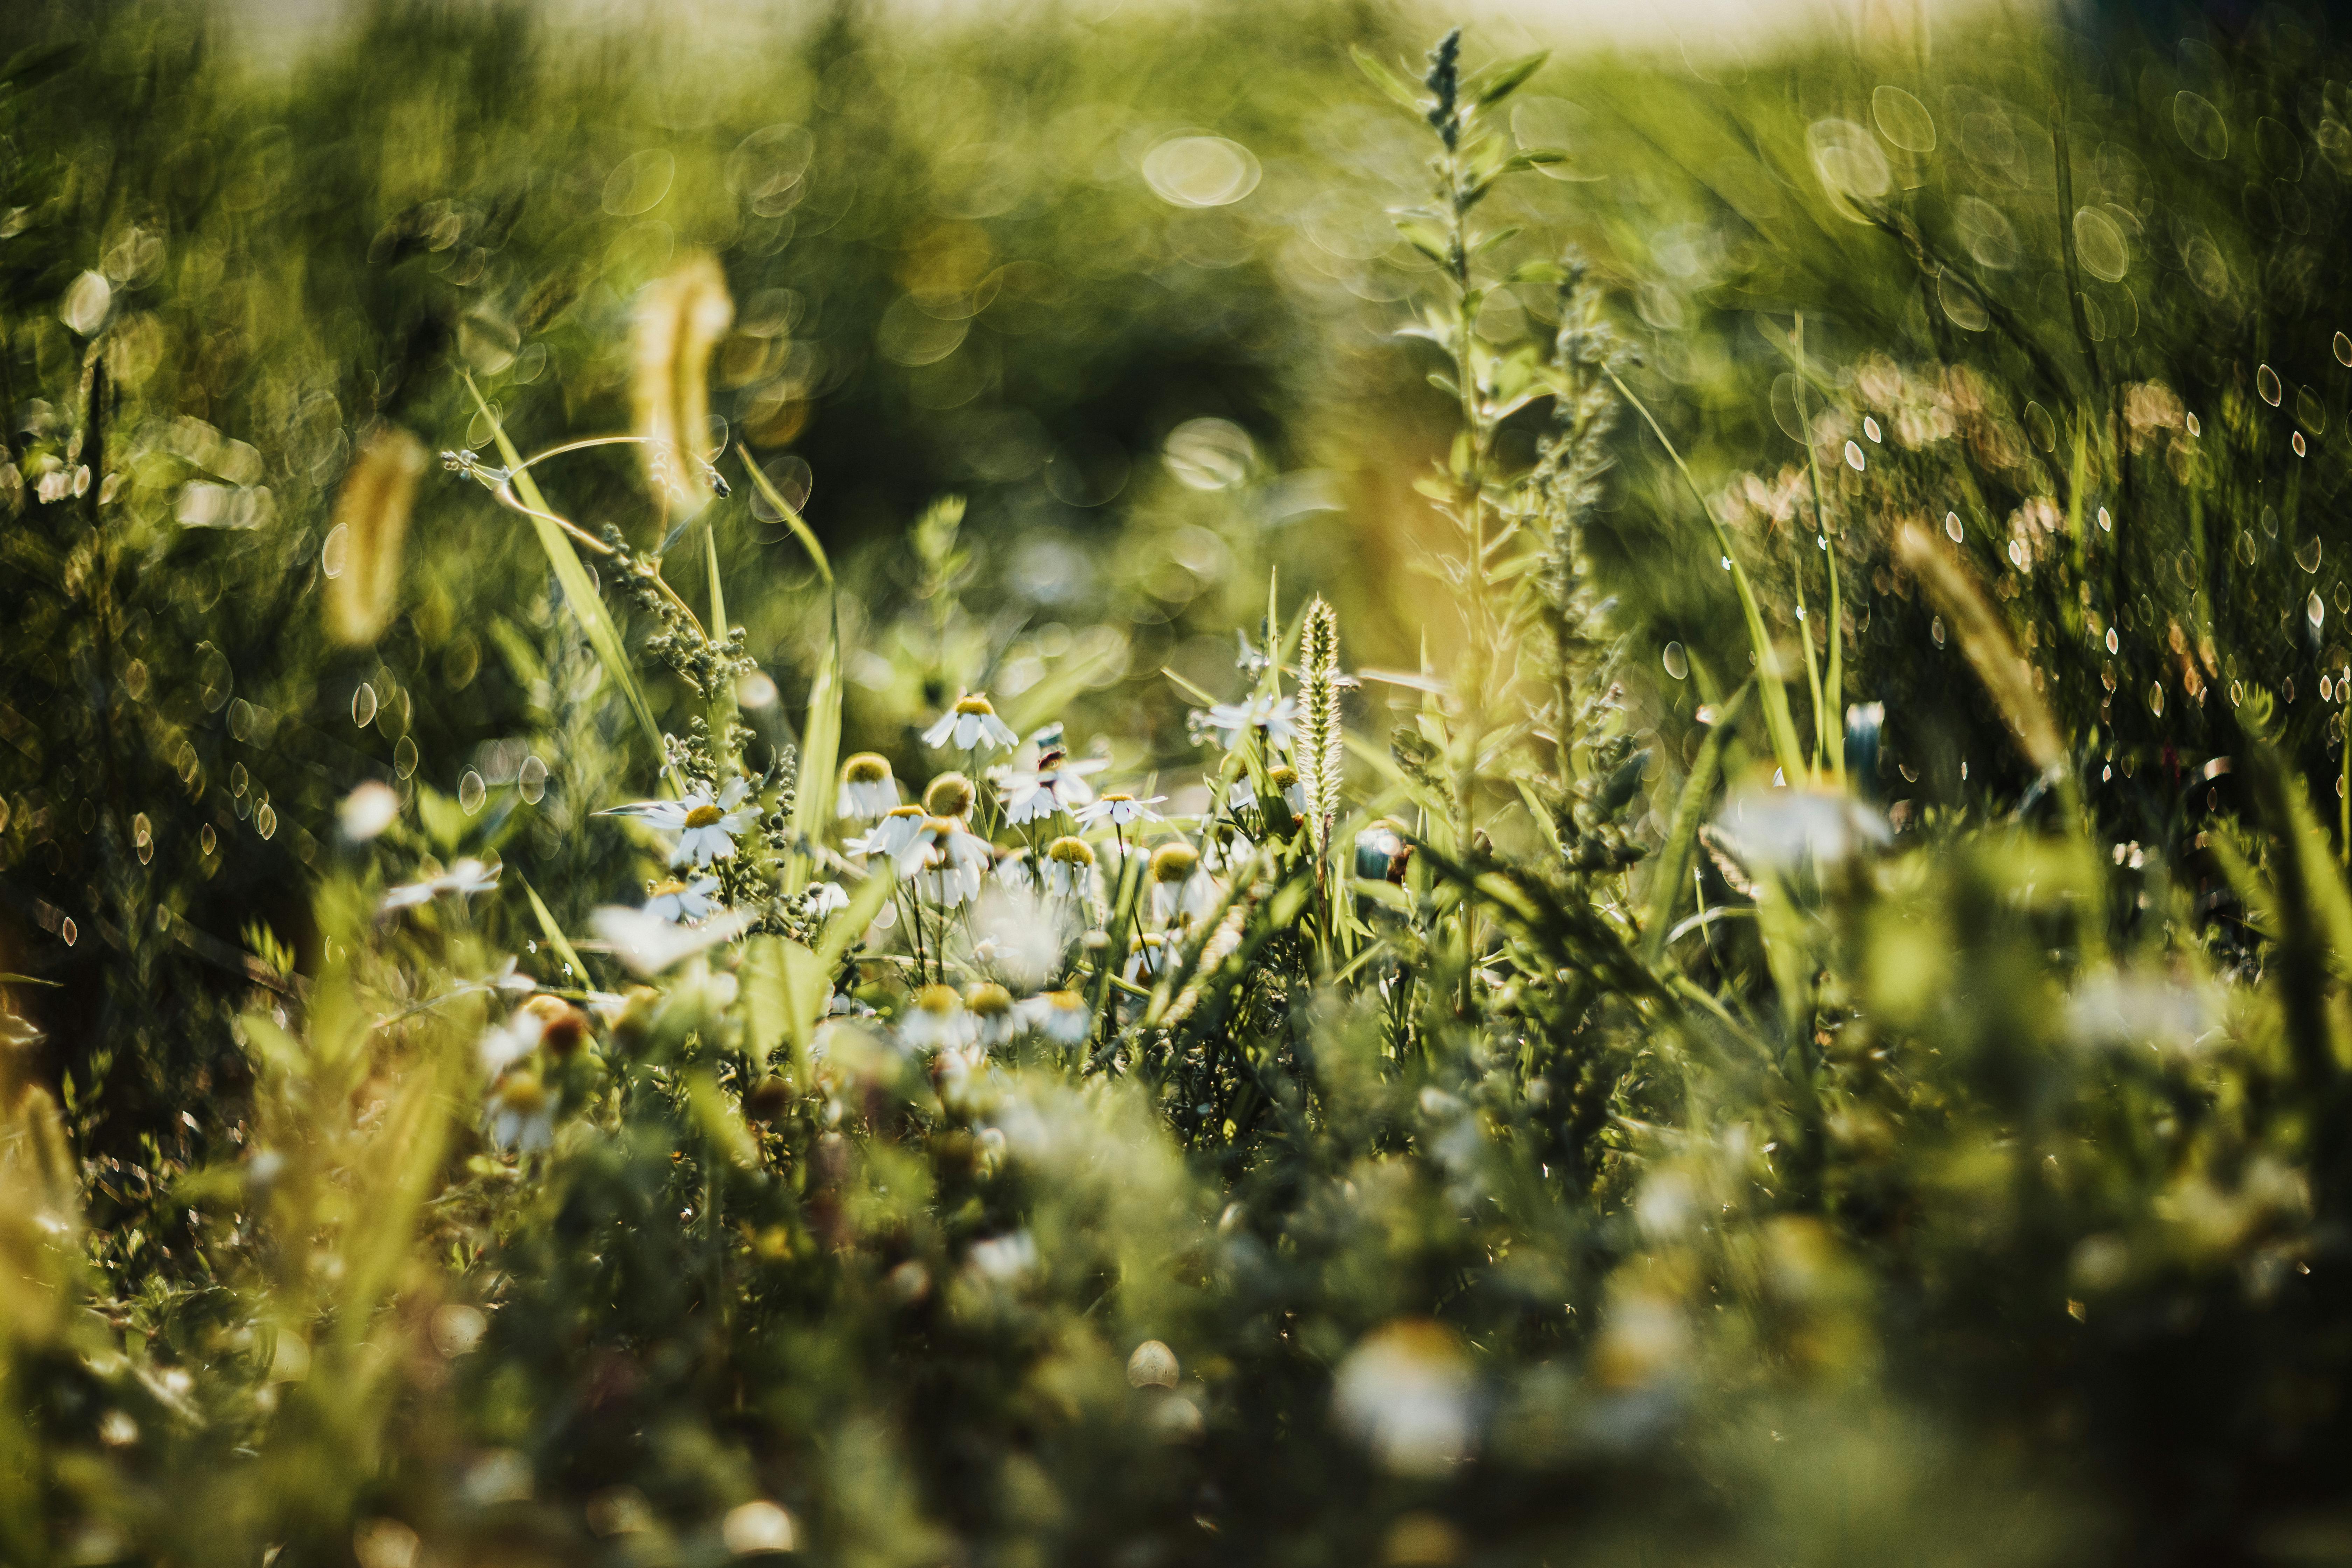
[836,753,901,820]
[1268,764,1308,817]
[1018,989,1093,1045]
[900,816,992,881]
[1074,791,1166,828]
[899,984,975,1050]
[849,804,927,861]
[1041,836,1097,897]
[910,845,982,908]
[1197,692,1299,750]
[588,905,756,976]
[922,772,978,819]
[923,693,1019,752]
[966,982,1017,1048]
[486,1071,556,1153]
[1224,774,1258,813]
[478,1011,544,1076]
[644,875,720,923]
[809,881,851,916]
[994,846,1035,892]
[1149,841,1218,925]
[383,856,503,912]
[518,994,592,1057]
[1125,931,1172,982]
[995,754,1112,825]
[597,777,758,867]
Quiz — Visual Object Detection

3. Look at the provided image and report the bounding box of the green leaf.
[517,874,586,984]
[1162,666,1221,707]
[1505,259,1568,285]
[786,592,842,894]
[737,445,833,587]
[462,375,668,786]
[1469,50,1549,107]
[1604,365,1809,783]
[415,785,466,850]
[685,1070,762,1168]
[815,872,894,979]
[1393,216,1454,267]
[1350,45,1427,115]
[741,935,802,1070]
[1642,682,1751,965]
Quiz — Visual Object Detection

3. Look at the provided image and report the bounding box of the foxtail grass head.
[632,251,735,519]
[324,425,426,646]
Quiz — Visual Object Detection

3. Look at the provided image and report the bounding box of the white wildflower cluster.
[822,692,1276,1064]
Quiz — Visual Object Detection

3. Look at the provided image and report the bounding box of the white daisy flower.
[993,847,1034,892]
[337,780,400,842]
[485,1071,556,1153]
[478,1012,544,1076]
[1717,788,1892,874]
[1149,841,1219,925]
[922,693,1020,752]
[897,814,992,878]
[1074,791,1166,828]
[809,880,851,915]
[1198,693,1298,749]
[383,856,502,912]
[1041,835,1097,898]
[965,983,1017,1048]
[597,777,759,867]
[588,905,756,976]
[910,845,982,909]
[836,752,902,820]
[644,875,720,923]
[899,984,975,1051]
[1268,764,1308,818]
[1018,989,1092,1045]
[1225,774,1258,813]
[995,755,1112,825]
[1124,931,1173,983]
[849,804,928,861]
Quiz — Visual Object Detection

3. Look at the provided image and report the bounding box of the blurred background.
[2,0,2332,1152]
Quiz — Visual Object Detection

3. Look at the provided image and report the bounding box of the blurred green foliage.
[8,1,2352,1565]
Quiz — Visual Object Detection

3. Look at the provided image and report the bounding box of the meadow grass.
[4,2,2352,1564]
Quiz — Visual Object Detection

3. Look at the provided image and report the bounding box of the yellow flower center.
[684,804,724,828]
[923,772,975,817]
[1150,843,1201,882]
[965,983,1013,1016]
[953,695,996,716]
[842,752,892,784]
[1046,835,1095,865]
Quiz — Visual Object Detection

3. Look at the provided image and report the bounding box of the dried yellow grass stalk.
[1892,521,2063,772]
[631,251,735,518]
[325,424,427,646]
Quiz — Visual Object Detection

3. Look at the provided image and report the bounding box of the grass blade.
[463,375,669,786]
[1606,365,1809,783]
